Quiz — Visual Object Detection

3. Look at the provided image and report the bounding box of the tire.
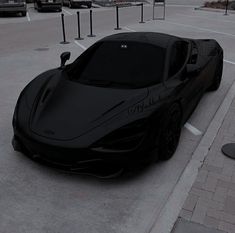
[157,103,182,161]
[21,11,26,16]
[207,59,223,91]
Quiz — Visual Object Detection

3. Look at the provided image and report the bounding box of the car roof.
[99,32,181,49]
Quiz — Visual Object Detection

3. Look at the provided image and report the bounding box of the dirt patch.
[204,0,235,10]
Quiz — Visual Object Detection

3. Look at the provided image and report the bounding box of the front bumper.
[12,132,144,168]
[71,1,91,6]
[39,2,61,9]
[0,4,26,12]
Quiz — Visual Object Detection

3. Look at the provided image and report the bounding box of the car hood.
[29,76,148,141]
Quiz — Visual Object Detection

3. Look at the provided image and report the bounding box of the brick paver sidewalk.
[177,98,235,232]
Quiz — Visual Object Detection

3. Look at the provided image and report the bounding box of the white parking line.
[224,59,235,65]
[176,13,235,24]
[63,8,72,15]
[165,20,235,37]
[26,12,31,22]
[184,122,202,136]
[123,26,136,32]
[74,40,87,50]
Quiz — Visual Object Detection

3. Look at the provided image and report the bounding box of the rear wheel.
[157,104,182,161]
[208,60,223,91]
[21,11,26,16]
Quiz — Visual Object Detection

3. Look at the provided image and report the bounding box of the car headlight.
[92,119,148,152]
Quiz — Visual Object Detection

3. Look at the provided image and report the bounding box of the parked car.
[34,0,62,12]
[0,0,27,16]
[62,0,91,8]
[12,32,223,169]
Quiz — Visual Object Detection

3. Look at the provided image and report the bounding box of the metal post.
[60,13,70,44]
[152,0,155,20]
[139,3,145,23]
[87,10,96,37]
[163,0,166,20]
[224,0,229,15]
[114,5,121,30]
[75,11,83,40]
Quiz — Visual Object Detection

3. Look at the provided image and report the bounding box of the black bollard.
[139,3,145,23]
[87,10,96,37]
[60,13,70,44]
[75,11,83,40]
[114,5,121,30]
[224,0,229,15]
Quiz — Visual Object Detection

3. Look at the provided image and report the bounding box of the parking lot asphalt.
[1,3,235,233]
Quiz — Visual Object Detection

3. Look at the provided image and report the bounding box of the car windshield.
[68,41,165,88]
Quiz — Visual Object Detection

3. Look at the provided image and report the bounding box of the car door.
[164,40,204,122]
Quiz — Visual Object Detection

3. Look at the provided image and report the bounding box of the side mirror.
[60,52,71,69]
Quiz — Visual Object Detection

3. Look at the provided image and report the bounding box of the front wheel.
[157,104,182,161]
[208,60,223,91]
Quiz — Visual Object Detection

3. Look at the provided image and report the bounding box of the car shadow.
[16,150,158,182]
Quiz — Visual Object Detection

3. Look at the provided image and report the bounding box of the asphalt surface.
[1,2,235,233]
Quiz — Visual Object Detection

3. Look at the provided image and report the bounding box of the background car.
[12,32,223,169]
[0,0,27,16]
[62,0,91,8]
[34,0,62,12]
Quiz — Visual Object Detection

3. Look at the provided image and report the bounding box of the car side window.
[168,41,188,78]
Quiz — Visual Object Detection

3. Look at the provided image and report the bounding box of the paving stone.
[173,218,226,233]
[212,155,225,168]
[217,180,235,191]
[222,162,235,177]
[191,199,208,224]
[192,181,203,189]
[180,209,193,221]
[207,208,221,220]
[203,216,220,230]
[220,212,235,225]
[200,197,224,211]
[213,187,228,203]
[208,171,232,183]
[219,221,235,233]
[190,187,213,200]
[196,170,208,183]
[183,194,198,212]
[202,164,223,174]
[228,190,235,198]
[224,196,235,216]
[203,176,218,192]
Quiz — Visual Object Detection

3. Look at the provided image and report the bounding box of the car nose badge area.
[32,155,124,179]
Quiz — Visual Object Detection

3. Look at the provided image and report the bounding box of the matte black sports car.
[12,32,223,168]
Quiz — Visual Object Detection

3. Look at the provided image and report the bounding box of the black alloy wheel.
[158,104,182,161]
